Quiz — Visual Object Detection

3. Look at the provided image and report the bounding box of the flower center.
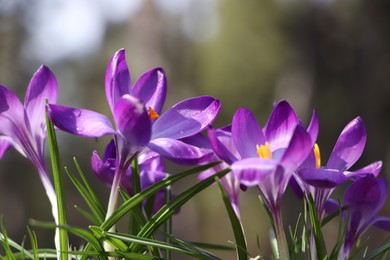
[256,142,272,159]
[148,107,160,121]
[314,143,321,168]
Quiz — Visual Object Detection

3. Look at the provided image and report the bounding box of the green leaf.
[363,236,390,260]
[102,162,222,231]
[45,109,68,260]
[30,219,105,256]
[65,166,104,224]
[307,195,327,259]
[216,179,248,260]
[104,231,216,259]
[13,249,58,259]
[80,162,222,260]
[73,157,106,215]
[0,217,17,260]
[73,204,100,224]
[27,226,39,260]
[130,168,230,252]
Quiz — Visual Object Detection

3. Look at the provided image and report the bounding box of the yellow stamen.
[256,142,272,159]
[314,143,321,168]
[148,107,160,121]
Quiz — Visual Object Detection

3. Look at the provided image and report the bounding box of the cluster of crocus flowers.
[1,48,389,259]
[47,49,220,224]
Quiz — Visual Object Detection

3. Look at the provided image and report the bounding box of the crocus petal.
[265,100,299,151]
[232,108,265,158]
[113,95,151,152]
[138,150,165,173]
[0,85,25,137]
[289,176,304,199]
[208,126,238,165]
[372,217,390,231]
[0,136,12,159]
[131,68,167,114]
[280,124,312,175]
[48,104,115,137]
[147,138,213,164]
[103,139,117,162]
[181,133,211,150]
[307,110,319,145]
[231,158,283,187]
[24,66,58,136]
[327,117,366,171]
[324,199,341,215]
[105,49,131,112]
[299,168,347,188]
[91,150,115,185]
[345,161,382,180]
[151,96,221,140]
[344,175,381,207]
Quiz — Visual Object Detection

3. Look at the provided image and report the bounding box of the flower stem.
[274,209,289,260]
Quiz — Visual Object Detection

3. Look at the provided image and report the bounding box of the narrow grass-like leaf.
[73,157,106,215]
[216,180,247,260]
[161,229,224,259]
[102,162,222,231]
[321,205,347,227]
[0,218,16,260]
[103,231,217,259]
[130,168,230,252]
[79,162,222,260]
[328,207,346,259]
[69,250,163,259]
[89,226,128,252]
[364,237,390,260]
[27,226,39,260]
[74,205,100,224]
[13,249,58,259]
[0,233,33,259]
[307,195,327,259]
[65,166,104,224]
[30,219,105,255]
[46,110,68,260]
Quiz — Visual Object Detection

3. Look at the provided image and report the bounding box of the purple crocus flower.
[183,130,241,217]
[47,49,220,222]
[0,66,61,252]
[208,101,315,259]
[295,117,383,220]
[339,175,390,259]
[91,140,171,214]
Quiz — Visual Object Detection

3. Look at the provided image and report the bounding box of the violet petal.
[113,94,151,152]
[0,136,12,159]
[299,168,347,188]
[280,124,312,175]
[232,108,265,159]
[327,117,366,171]
[231,158,282,186]
[151,96,221,140]
[48,104,115,137]
[208,126,238,164]
[24,66,58,136]
[105,49,131,112]
[345,161,382,180]
[131,68,167,114]
[265,100,299,151]
[147,138,213,164]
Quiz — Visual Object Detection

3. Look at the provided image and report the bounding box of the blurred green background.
[0,0,389,258]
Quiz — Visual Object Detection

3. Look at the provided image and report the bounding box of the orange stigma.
[256,142,272,159]
[148,107,160,121]
[314,143,321,168]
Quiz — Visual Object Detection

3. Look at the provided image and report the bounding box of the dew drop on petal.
[73,109,82,117]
